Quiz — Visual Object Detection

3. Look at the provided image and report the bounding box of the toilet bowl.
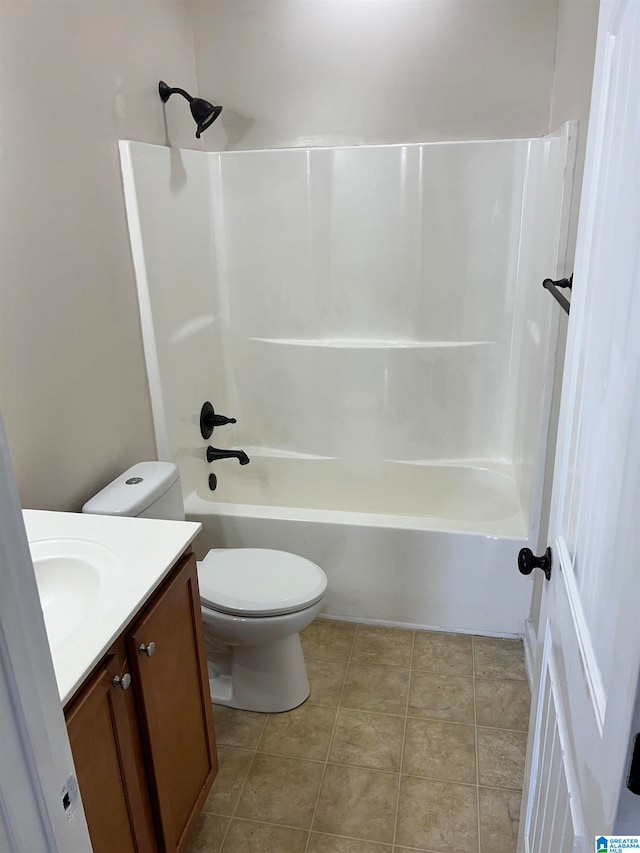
[198,548,326,711]
[82,461,328,713]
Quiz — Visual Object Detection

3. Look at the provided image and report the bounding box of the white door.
[519,0,640,849]
[0,408,92,849]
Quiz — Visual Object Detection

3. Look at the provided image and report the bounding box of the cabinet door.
[66,652,157,853]
[128,553,217,852]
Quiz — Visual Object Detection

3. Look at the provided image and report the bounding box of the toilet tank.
[82,461,185,521]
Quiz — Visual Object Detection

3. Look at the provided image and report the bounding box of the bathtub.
[121,135,574,639]
[183,455,532,637]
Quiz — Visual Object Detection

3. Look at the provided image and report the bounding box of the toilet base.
[208,632,310,713]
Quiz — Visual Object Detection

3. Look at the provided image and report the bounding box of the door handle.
[627,733,640,795]
[518,547,552,581]
[112,673,132,690]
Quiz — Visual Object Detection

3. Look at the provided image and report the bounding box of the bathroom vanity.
[23,510,217,853]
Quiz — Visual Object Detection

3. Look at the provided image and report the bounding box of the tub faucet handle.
[200,401,237,440]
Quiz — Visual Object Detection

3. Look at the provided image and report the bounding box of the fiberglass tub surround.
[121,127,574,636]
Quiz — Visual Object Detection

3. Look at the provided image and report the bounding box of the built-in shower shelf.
[249,337,492,349]
[241,446,336,461]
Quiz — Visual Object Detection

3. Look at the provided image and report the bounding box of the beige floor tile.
[221,819,308,852]
[473,638,527,681]
[412,631,473,676]
[235,753,324,828]
[307,658,348,706]
[302,619,356,661]
[408,671,475,724]
[341,663,409,715]
[184,814,229,853]
[203,623,529,853]
[396,775,478,853]
[308,835,392,852]
[313,764,399,843]
[402,717,476,784]
[212,705,268,750]
[258,703,337,761]
[329,709,405,771]
[479,787,521,853]
[202,748,254,816]
[477,728,527,790]
[351,626,414,668]
[475,677,531,732]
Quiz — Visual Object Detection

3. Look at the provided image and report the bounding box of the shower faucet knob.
[200,401,237,439]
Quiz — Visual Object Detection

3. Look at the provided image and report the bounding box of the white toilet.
[82,461,327,713]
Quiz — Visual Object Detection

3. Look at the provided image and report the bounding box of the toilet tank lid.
[81,461,180,517]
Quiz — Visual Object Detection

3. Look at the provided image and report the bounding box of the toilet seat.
[197,548,327,617]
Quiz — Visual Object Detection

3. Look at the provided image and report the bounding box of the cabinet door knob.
[113,673,132,690]
[138,641,156,657]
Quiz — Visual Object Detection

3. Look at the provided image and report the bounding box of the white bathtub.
[121,135,574,639]
[183,457,532,637]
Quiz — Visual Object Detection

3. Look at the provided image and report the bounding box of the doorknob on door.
[518,547,552,581]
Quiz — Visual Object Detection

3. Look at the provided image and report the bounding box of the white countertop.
[23,510,202,706]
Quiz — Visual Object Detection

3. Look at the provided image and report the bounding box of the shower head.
[158,80,223,139]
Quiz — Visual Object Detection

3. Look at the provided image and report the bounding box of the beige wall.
[0,1,200,510]
[189,0,560,151]
[550,0,600,264]
[0,0,598,519]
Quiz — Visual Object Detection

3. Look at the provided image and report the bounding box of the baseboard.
[318,612,524,640]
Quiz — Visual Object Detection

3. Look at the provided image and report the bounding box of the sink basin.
[30,538,124,651]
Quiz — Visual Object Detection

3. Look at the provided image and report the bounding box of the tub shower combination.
[120,126,575,637]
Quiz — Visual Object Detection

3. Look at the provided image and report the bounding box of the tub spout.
[206,446,250,465]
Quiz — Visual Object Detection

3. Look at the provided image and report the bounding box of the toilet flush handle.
[138,641,156,657]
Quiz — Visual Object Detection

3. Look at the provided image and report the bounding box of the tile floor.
[186,619,530,853]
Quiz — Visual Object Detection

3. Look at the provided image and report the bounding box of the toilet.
[82,461,327,713]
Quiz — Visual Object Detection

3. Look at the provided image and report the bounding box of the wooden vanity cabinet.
[128,551,217,851]
[65,646,156,853]
[65,550,218,853]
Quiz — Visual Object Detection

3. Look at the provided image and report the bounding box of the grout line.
[390,771,478,789]
[304,693,531,731]
[302,620,357,853]
[216,814,311,833]
[474,723,530,735]
[477,782,526,793]
[253,750,327,764]
[215,708,269,851]
[207,815,450,853]
[474,674,530,684]
[307,701,406,719]
[245,752,477,785]
[218,816,444,850]
[391,629,415,849]
[403,714,477,728]
[308,656,418,671]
